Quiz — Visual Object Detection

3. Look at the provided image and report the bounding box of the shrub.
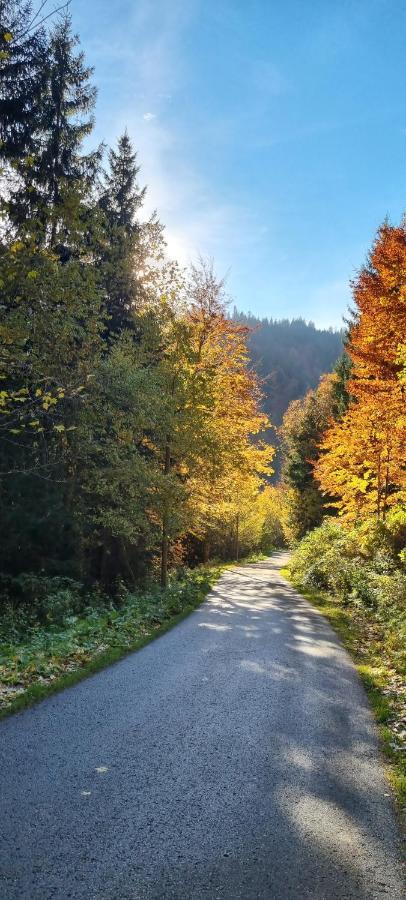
[289,516,406,673]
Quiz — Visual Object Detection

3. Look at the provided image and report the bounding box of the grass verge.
[0,563,226,720]
[281,566,406,832]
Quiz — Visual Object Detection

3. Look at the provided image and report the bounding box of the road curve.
[0,553,404,899]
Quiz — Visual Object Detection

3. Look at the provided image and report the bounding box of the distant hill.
[233,310,344,426]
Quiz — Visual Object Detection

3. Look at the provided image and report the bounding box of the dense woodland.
[0,2,278,603]
[0,4,405,725]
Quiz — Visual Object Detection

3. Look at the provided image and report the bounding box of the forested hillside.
[233,311,343,424]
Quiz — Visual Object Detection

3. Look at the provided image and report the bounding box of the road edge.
[280,566,406,843]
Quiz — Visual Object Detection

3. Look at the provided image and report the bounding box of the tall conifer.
[99,132,145,334]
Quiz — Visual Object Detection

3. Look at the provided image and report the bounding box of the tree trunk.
[160,439,171,589]
[376,446,381,520]
[382,442,391,522]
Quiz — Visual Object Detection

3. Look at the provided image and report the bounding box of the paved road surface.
[0,554,404,899]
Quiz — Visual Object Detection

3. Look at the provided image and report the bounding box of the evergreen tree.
[332,350,352,416]
[280,374,337,541]
[102,132,144,229]
[99,132,146,334]
[0,6,105,578]
[0,1,47,161]
[7,13,100,248]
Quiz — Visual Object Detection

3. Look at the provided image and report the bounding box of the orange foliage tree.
[315,220,406,521]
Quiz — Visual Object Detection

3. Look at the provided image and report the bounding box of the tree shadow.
[0,558,403,898]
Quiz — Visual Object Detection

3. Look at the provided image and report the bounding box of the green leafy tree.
[0,234,104,575]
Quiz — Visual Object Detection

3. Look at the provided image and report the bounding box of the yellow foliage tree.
[158,261,275,571]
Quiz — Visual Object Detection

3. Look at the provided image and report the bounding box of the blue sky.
[73,0,405,328]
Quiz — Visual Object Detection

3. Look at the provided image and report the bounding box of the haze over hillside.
[233,311,344,426]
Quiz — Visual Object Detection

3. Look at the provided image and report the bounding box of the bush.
[289,519,354,595]
[290,515,404,602]
[289,515,406,673]
[0,574,101,639]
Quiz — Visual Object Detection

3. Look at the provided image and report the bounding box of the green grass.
[281,567,406,831]
[0,563,225,720]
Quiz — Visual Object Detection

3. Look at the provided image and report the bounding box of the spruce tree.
[7,13,100,248]
[332,350,352,416]
[0,8,105,578]
[103,132,145,229]
[99,132,146,334]
[42,16,97,203]
[0,1,47,161]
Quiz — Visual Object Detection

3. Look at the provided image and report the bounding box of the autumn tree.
[315,220,406,521]
[179,262,274,566]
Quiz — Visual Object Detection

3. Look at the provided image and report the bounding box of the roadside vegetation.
[0,551,273,717]
[276,220,406,820]
[0,564,226,717]
[283,516,406,820]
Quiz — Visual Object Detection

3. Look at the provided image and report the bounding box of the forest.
[0,0,405,779]
[233,311,343,426]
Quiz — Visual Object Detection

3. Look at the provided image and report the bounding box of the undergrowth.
[0,563,224,718]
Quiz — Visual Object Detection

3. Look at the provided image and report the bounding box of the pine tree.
[0,1,47,161]
[99,132,146,334]
[332,350,352,416]
[0,8,105,578]
[280,374,337,540]
[7,13,100,248]
[102,132,145,229]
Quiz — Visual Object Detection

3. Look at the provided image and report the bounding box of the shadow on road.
[0,556,403,899]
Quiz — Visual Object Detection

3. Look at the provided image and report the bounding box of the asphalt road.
[0,553,404,899]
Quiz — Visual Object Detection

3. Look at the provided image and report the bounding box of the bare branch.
[18,1,71,39]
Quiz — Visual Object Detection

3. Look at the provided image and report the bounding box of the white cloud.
[143,112,156,121]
